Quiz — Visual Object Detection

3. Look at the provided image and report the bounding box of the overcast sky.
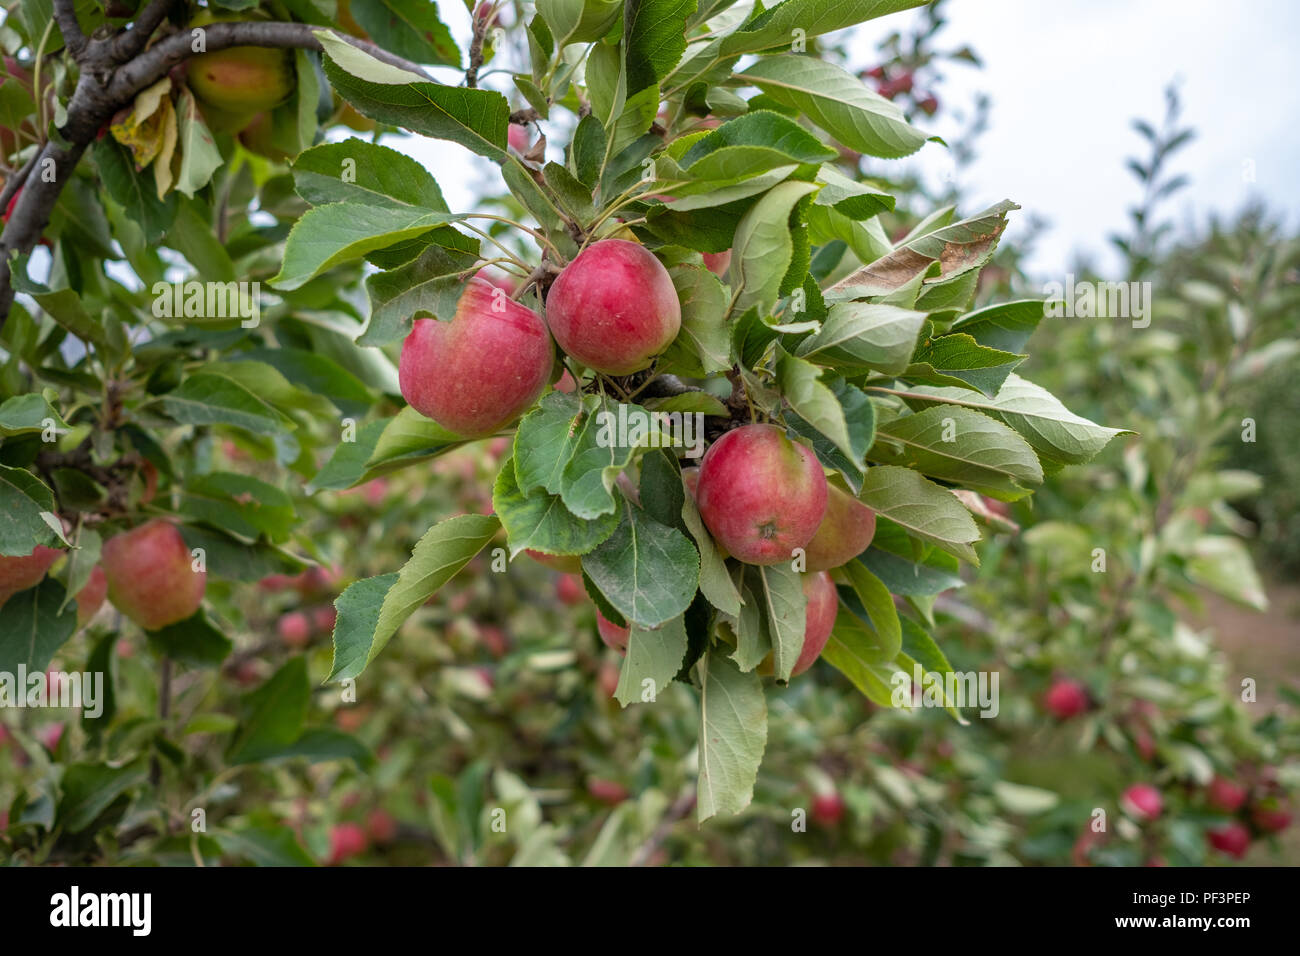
[392,0,1300,280]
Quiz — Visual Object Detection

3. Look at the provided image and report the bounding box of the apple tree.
[0,0,1133,861]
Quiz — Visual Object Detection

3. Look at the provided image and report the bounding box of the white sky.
[397,0,1300,283]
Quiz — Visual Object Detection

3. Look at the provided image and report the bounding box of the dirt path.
[1192,577,1300,708]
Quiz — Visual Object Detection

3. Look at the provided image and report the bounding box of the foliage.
[0,2,1291,867]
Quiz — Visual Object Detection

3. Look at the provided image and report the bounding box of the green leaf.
[898,616,965,723]
[732,179,819,317]
[0,579,77,673]
[907,332,1024,396]
[494,455,620,558]
[821,614,907,707]
[94,138,177,244]
[795,301,926,374]
[159,372,291,436]
[582,500,700,628]
[81,632,117,735]
[681,492,742,617]
[328,515,499,680]
[559,396,648,519]
[366,406,465,467]
[0,466,61,556]
[227,657,311,764]
[836,561,901,660]
[361,234,481,345]
[271,203,460,290]
[856,520,963,597]
[8,265,111,350]
[174,89,223,199]
[775,348,859,467]
[292,138,448,209]
[870,405,1043,500]
[348,0,461,68]
[182,472,297,542]
[571,114,607,187]
[739,55,927,158]
[624,0,696,94]
[950,299,1048,354]
[146,610,234,668]
[718,0,930,56]
[540,0,622,44]
[741,564,806,679]
[328,573,397,680]
[238,347,374,418]
[696,651,767,822]
[181,713,239,735]
[1186,536,1268,611]
[682,111,836,181]
[903,374,1131,467]
[259,726,375,769]
[658,263,732,377]
[215,825,317,867]
[814,164,895,219]
[57,760,149,833]
[0,394,65,436]
[512,390,586,494]
[614,615,690,707]
[857,465,981,565]
[829,200,1019,298]
[318,32,508,160]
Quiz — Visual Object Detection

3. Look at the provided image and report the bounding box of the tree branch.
[108,0,178,64]
[466,4,491,89]
[108,22,433,104]
[0,21,437,327]
[53,0,89,61]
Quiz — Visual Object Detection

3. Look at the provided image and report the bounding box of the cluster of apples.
[398,238,681,438]
[1202,772,1292,860]
[399,239,878,678]
[0,519,204,632]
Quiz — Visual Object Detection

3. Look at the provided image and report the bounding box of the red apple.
[1043,678,1089,720]
[312,606,337,634]
[596,611,629,652]
[1206,775,1248,814]
[367,809,397,844]
[1249,798,1292,834]
[101,520,205,630]
[1206,821,1250,859]
[1122,784,1162,821]
[277,611,312,648]
[695,424,827,565]
[803,483,876,572]
[586,778,629,805]
[597,660,620,698]
[0,545,62,608]
[702,250,732,277]
[554,369,577,393]
[399,277,553,437]
[810,790,845,827]
[545,239,681,375]
[39,722,64,752]
[74,565,108,626]
[477,624,510,658]
[556,574,584,606]
[507,124,529,153]
[327,822,368,865]
[793,571,838,676]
